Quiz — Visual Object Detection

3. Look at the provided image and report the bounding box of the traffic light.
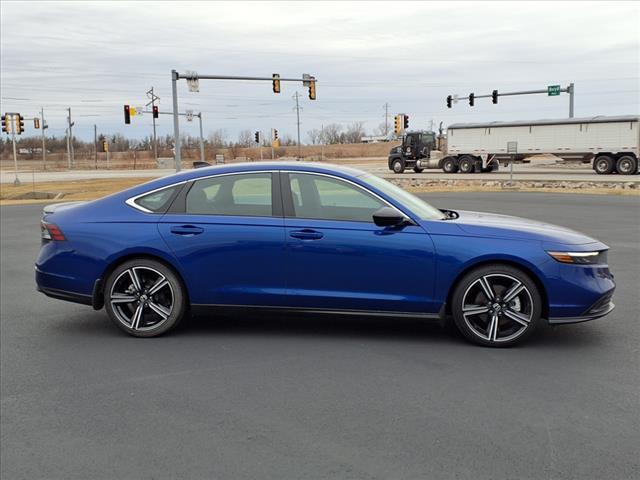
[446,95,453,108]
[17,115,25,134]
[403,114,409,129]
[102,141,109,152]
[273,128,278,140]
[124,105,131,124]
[34,117,40,129]
[308,77,316,100]
[1,114,7,133]
[492,90,498,104]
[272,74,280,94]
[469,93,475,107]
[394,115,401,135]
[254,131,260,143]
[152,106,159,118]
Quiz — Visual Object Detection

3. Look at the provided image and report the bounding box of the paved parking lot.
[1,193,639,480]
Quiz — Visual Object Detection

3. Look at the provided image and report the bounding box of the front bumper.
[548,289,615,324]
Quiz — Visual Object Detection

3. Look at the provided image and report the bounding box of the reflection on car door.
[158,172,286,307]
[282,172,437,314]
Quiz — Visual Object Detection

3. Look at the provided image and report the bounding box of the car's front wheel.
[104,259,186,337]
[451,264,541,347]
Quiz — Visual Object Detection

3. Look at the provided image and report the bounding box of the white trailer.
[440,115,639,175]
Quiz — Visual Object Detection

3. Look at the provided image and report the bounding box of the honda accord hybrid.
[36,162,615,346]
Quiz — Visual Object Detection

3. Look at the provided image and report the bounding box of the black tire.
[616,155,637,175]
[458,156,475,174]
[104,258,186,337]
[391,158,405,174]
[451,264,542,347]
[413,166,425,173]
[594,155,615,175]
[442,157,458,173]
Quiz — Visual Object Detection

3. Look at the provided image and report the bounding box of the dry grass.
[1,175,637,206]
[0,177,160,205]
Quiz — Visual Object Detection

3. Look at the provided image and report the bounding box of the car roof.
[164,161,369,183]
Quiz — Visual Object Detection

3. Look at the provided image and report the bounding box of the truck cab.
[388,131,436,173]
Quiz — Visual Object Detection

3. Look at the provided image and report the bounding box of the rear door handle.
[170,225,204,236]
[289,229,324,240]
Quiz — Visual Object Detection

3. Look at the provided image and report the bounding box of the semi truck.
[388,115,639,175]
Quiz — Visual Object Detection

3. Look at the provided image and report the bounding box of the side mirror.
[373,207,408,227]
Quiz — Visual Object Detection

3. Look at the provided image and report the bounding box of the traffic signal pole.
[41,107,46,170]
[198,113,205,163]
[449,84,575,117]
[12,127,20,186]
[170,70,317,171]
[146,87,159,162]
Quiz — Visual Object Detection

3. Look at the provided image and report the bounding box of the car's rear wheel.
[104,259,186,337]
[451,265,541,347]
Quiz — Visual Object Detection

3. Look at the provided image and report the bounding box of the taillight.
[41,221,66,241]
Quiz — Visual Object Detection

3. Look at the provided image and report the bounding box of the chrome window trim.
[125,169,411,220]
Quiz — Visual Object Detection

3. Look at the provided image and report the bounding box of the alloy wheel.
[109,266,174,332]
[461,273,533,343]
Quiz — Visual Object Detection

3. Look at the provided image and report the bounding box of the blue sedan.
[35,162,615,346]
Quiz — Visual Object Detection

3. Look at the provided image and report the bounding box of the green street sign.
[548,85,561,96]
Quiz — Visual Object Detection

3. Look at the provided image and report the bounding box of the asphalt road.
[1,193,639,480]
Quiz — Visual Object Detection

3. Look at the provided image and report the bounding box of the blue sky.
[1,1,638,143]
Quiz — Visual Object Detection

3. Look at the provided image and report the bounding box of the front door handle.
[289,229,324,240]
[170,225,204,236]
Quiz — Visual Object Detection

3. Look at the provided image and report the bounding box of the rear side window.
[186,173,273,217]
[134,186,178,213]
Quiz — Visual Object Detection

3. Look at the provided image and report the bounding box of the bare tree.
[208,129,227,147]
[307,128,321,145]
[373,122,388,136]
[343,121,366,143]
[322,123,343,144]
[236,129,254,147]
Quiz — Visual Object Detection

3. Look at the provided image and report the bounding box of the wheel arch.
[444,257,549,320]
[93,250,190,311]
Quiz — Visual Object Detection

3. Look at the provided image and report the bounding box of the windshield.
[360,174,445,220]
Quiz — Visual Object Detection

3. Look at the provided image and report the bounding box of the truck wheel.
[413,166,425,173]
[459,156,475,174]
[616,155,637,175]
[391,158,405,174]
[442,157,458,173]
[594,155,615,174]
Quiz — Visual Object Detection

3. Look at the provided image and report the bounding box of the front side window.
[186,173,273,216]
[288,173,385,222]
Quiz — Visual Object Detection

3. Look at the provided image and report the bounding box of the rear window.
[134,186,178,213]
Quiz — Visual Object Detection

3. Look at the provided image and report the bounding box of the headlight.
[547,250,607,265]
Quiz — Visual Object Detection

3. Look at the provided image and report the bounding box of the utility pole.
[146,87,159,162]
[67,108,75,168]
[569,82,575,118]
[320,123,325,161]
[383,103,390,136]
[94,124,98,169]
[197,112,205,163]
[10,115,20,186]
[293,91,302,160]
[66,128,71,169]
[40,107,46,170]
[171,70,181,171]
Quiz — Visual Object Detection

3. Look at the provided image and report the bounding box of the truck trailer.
[388,115,639,175]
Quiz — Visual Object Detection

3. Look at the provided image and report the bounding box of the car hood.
[452,210,600,246]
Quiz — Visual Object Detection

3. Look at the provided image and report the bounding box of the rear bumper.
[36,285,93,306]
